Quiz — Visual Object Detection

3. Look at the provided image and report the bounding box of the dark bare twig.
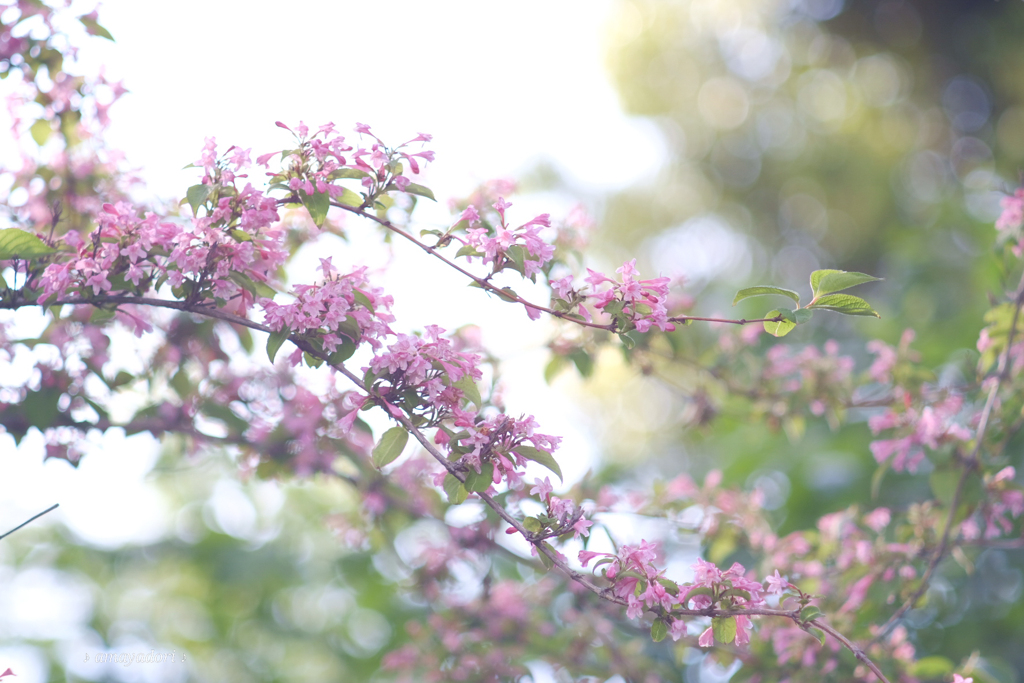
[0,504,59,541]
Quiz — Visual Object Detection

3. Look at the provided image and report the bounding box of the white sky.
[2,3,665,551]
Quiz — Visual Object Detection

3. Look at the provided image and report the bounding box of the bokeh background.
[2,0,1024,681]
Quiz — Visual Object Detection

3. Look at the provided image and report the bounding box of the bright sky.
[2,0,668,625]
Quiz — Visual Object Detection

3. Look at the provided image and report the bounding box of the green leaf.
[300,189,330,227]
[538,542,556,570]
[909,657,955,679]
[266,327,289,363]
[456,245,481,259]
[403,183,436,201]
[229,229,253,242]
[186,184,211,216]
[80,15,114,40]
[90,307,116,325]
[464,462,494,492]
[453,374,482,408]
[811,269,881,297]
[763,309,796,337]
[543,355,568,384]
[372,426,409,468]
[22,388,61,431]
[514,445,563,482]
[327,339,358,365]
[651,619,668,643]
[930,469,959,506]
[807,627,826,646]
[711,616,737,644]
[732,285,800,306]
[569,349,593,378]
[799,605,822,623]
[30,119,52,146]
[808,294,880,318]
[374,193,395,219]
[871,459,891,499]
[443,473,469,505]
[0,228,57,259]
[228,271,276,298]
[332,168,369,180]
[506,244,527,275]
[794,308,814,324]
[335,187,363,208]
[522,516,543,533]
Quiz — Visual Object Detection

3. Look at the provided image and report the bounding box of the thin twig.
[0,504,59,541]
[326,199,781,331]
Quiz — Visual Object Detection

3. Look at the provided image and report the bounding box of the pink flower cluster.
[260,257,394,353]
[579,544,776,646]
[996,188,1024,232]
[339,324,483,432]
[530,476,593,539]
[345,324,562,493]
[37,191,287,318]
[577,259,675,332]
[868,394,971,472]
[458,197,556,279]
[442,413,561,490]
[765,339,854,388]
[866,329,917,383]
[960,466,1024,540]
[267,121,434,199]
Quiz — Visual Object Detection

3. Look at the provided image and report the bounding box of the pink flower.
[996,188,1024,231]
[626,594,644,620]
[864,507,891,532]
[493,197,513,218]
[765,569,788,595]
[572,517,593,540]
[551,275,574,301]
[953,675,973,683]
[530,477,553,500]
[458,205,480,226]
[698,626,715,647]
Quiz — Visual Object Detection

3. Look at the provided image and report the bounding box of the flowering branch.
[876,269,1024,641]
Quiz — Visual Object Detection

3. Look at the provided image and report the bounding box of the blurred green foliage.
[569,0,1024,677]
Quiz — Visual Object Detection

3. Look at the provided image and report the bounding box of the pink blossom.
[626,594,644,620]
[530,477,553,500]
[572,517,593,540]
[864,507,891,532]
[996,188,1024,231]
[669,619,688,641]
[765,570,788,595]
[698,626,715,647]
